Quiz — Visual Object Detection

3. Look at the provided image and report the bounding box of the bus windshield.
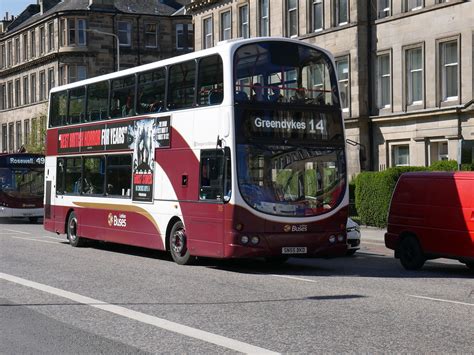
[0,167,44,198]
[234,41,339,105]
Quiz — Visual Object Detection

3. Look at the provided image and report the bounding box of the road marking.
[0,272,279,354]
[270,275,319,283]
[2,229,31,235]
[8,236,59,245]
[408,295,474,307]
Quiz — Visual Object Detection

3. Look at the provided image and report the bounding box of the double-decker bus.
[0,153,45,223]
[44,37,348,265]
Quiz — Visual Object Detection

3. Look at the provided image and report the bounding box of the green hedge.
[354,160,474,227]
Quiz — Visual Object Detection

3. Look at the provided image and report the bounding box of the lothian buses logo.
[108,212,127,227]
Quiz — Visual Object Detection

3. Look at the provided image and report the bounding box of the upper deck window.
[234,41,338,107]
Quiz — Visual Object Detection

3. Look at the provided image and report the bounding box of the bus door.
[188,148,230,257]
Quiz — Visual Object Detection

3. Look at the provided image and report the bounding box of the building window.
[7,81,13,109]
[336,56,349,111]
[145,23,158,48]
[24,120,29,146]
[68,65,87,83]
[40,26,46,54]
[203,17,213,49]
[334,0,348,25]
[287,0,298,37]
[23,76,29,106]
[311,0,324,32]
[440,40,458,101]
[48,22,55,51]
[14,79,20,107]
[59,65,67,85]
[429,140,448,164]
[30,30,36,58]
[406,47,423,106]
[378,0,390,18]
[392,144,410,166]
[30,73,36,103]
[220,11,232,41]
[64,18,87,46]
[39,71,46,101]
[259,0,270,36]
[405,0,423,11]
[48,68,55,92]
[377,54,391,109]
[0,44,5,68]
[0,84,5,110]
[239,5,249,38]
[16,121,22,150]
[14,37,20,65]
[22,33,28,62]
[118,21,132,47]
[7,41,12,67]
[176,24,193,50]
[8,123,14,152]
[2,124,7,152]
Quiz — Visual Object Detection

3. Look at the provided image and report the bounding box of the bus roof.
[49,37,333,94]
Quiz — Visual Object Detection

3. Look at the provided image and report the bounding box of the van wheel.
[67,211,86,247]
[169,221,196,265]
[399,236,425,270]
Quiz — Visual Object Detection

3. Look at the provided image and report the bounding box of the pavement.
[359,226,386,243]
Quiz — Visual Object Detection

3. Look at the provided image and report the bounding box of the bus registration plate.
[282,247,307,254]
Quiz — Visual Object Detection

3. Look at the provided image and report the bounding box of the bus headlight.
[240,236,249,244]
[250,236,260,245]
[337,234,345,242]
[329,235,336,243]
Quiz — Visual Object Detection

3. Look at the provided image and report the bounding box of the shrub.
[429,160,458,171]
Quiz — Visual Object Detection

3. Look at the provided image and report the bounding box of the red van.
[385,172,474,270]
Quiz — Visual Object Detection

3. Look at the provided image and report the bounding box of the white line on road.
[2,228,31,235]
[8,236,60,245]
[0,272,279,354]
[270,274,319,283]
[408,294,474,307]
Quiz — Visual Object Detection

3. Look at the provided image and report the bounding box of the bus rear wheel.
[169,221,196,265]
[67,211,86,247]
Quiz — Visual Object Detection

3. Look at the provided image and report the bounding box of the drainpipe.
[367,1,374,171]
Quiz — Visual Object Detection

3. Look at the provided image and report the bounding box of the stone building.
[0,0,193,153]
[185,0,474,175]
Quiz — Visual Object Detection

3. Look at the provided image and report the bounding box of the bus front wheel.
[67,211,86,247]
[169,221,196,265]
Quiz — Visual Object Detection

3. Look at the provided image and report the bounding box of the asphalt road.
[1,217,473,354]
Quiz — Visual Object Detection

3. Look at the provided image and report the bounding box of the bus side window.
[56,159,65,195]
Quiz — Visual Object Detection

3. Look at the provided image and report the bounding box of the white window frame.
[287,0,298,38]
[118,21,132,47]
[391,144,410,167]
[23,76,29,106]
[334,0,348,26]
[377,0,391,18]
[311,0,324,32]
[30,30,36,58]
[406,46,423,106]
[377,53,391,109]
[48,21,55,51]
[22,33,28,62]
[239,5,249,39]
[203,17,213,49]
[428,139,449,164]
[440,40,458,102]
[405,0,423,11]
[220,10,232,41]
[336,56,349,112]
[39,26,45,54]
[145,23,158,49]
[14,37,20,65]
[259,0,269,36]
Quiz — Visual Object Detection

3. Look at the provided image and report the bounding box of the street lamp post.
[87,29,120,71]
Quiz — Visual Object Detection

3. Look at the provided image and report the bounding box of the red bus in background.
[0,153,45,223]
[44,38,348,265]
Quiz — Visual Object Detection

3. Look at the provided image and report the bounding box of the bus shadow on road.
[209,253,474,279]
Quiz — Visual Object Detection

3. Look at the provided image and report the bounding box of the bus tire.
[29,217,38,223]
[399,235,425,270]
[464,262,474,271]
[169,221,196,265]
[67,211,86,247]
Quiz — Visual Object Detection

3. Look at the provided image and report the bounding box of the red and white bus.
[44,37,348,265]
[0,153,45,223]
